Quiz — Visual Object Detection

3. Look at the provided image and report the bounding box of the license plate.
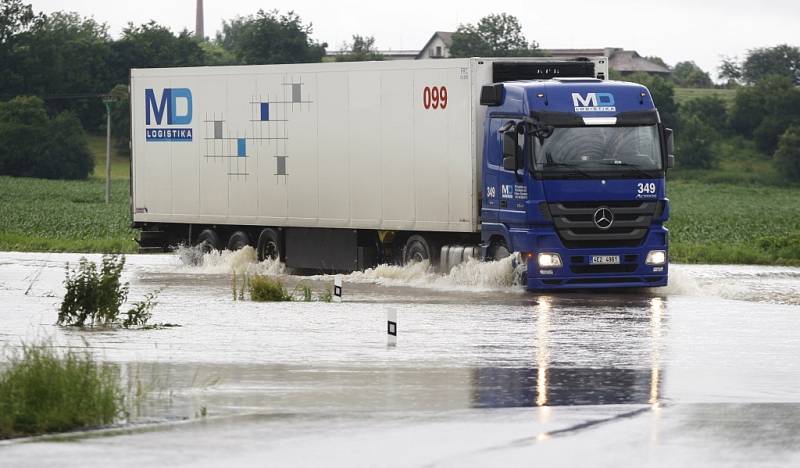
[590,255,620,265]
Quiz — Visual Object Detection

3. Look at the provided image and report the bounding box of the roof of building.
[416,31,454,59]
[608,49,671,74]
[541,47,671,74]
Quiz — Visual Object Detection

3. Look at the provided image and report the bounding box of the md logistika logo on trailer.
[572,92,616,112]
[145,88,193,142]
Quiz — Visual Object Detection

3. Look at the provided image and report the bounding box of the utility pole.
[103,96,116,204]
[196,0,204,39]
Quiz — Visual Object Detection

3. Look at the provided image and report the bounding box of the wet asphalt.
[0,251,798,466]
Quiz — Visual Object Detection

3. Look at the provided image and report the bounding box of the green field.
[0,176,136,253]
[674,87,737,107]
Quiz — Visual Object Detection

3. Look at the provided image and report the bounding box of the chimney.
[195,0,204,39]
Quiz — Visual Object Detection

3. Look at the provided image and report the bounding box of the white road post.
[387,307,397,346]
[333,275,343,302]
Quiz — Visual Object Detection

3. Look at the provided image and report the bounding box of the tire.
[402,235,434,265]
[256,228,281,261]
[227,231,251,251]
[488,240,510,261]
[196,229,221,253]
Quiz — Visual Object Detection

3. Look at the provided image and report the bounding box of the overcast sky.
[28,0,800,78]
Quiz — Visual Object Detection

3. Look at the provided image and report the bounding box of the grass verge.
[0,343,123,439]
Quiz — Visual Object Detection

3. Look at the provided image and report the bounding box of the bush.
[774,126,800,182]
[676,114,717,169]
[681,95,729,134]
[249,275,292,302]
[59,255,128,327]
[0,342,122,438]
[0,96,93,180]
[58,254,158,328]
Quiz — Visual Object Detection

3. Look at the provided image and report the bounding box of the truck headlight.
[646,250,667,266]
[538,252,562,268]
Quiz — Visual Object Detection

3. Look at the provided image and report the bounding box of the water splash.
[173,245,283,275]
[345,254,522,291]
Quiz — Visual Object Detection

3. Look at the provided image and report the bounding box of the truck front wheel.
[488,241,510,261]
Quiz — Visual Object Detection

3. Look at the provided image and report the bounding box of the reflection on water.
[471,295,665,409]
[471,367,659,408]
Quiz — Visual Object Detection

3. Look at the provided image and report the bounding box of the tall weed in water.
[249,275,292,302]
[58,254,160,328]
[0,342,123,438]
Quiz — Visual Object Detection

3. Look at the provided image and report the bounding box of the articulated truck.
[131,57,673,290]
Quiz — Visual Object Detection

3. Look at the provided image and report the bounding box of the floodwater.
[1,249,799,467]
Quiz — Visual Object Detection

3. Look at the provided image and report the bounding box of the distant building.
[417,31,454,59]
[544,48,671,75]
[324,32,671,77]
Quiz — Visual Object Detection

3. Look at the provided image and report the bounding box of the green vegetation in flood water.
[668,181,800,265]
[59,254,159,328]
[249,275,293,302]
[0,175,136,253]
[0,343,122,439]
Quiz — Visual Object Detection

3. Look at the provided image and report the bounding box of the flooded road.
[1,250,799,466]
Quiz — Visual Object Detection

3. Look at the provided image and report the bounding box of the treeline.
[605,45,800,183]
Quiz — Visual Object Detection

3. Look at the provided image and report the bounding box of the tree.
[681,95,728,134]
[217,10,326,64]
[199,41,237,66]
[718,56,742,83]
[622,72,679,129]
[109,21,206,84]
[11,11,113,129]
[0,0,36,44]
[742,44,800,85]
[449,13,542,58]
[0,96,92,179]
[773,125,800,182]
[672,61,713,88]
[108,84,130,154]
[0,0,40,98]
[676,114,717,169]
[729,75,800,152]
[335,35,383,62]
[645,56,669,70]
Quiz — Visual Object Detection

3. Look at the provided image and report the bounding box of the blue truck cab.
[479,78,674,290]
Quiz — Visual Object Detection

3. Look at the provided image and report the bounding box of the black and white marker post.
[387,307,397,347]
[333,275,343,303]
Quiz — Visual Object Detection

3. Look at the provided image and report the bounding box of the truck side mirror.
[502,132,518,171]
[664,127,675,169]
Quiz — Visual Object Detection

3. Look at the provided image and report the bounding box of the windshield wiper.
[542,161,593,179]
[597,161,659,179]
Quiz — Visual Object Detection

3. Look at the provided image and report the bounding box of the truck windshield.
[533,125,663,176]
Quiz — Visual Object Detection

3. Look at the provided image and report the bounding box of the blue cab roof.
[495,79,657,118]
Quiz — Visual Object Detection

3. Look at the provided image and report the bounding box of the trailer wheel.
[196,229,221,253]
[227,231,251,251]
[257,228,281,261]
[402,235,434,265]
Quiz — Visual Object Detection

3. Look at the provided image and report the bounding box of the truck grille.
[549,201,658,249]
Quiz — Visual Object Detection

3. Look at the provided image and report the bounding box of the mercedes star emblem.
[593,207,614,230]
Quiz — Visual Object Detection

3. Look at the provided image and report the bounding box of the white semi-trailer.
[132,57,673,290]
